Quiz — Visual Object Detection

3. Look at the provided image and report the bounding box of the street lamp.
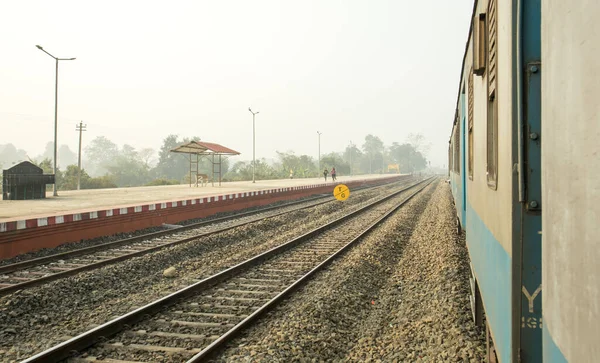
[317,131,322,171]
[36,45,76,196]
[248,107,259,183]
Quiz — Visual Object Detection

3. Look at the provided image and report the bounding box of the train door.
[518,0,542,361]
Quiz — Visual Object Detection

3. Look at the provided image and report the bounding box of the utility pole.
[76,121,87,190]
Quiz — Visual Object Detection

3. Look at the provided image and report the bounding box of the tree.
[406,133,432,156]
[154,135,217,182]
[362,134,384,174]
[224,158,278,181]
[155,135,196,180]
[297,155,317,177]
[343,144,362,175]
[252,158,279,180]
[121,144,138,159]
[33,142,77,172]
[58,144,77,168]
[0,143,28,169]
[138,148,156,169]
[40,142,54,160]
[276,151,318,178]
[36,158,53,174]
[225,161,252,181]
[80,138,156,187]
[60,164,90,190]
[84,136,119,176]
[320,152,350,175]
[33,158,63,190]
[410,151,428,171]
[105,144,151,187]
[389,142,428,173]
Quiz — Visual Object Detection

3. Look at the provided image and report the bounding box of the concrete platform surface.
[0,174,406,259]
[0,174,391,222]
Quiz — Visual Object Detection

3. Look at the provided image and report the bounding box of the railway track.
[0,177,414,297]
[22,177,435,363]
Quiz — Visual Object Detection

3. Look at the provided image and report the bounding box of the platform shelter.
[2,161,55,200]
[170,141,240,187]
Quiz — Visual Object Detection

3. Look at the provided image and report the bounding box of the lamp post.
[317,131,322,171]
[248,108,259,183]
[36,45,76,196]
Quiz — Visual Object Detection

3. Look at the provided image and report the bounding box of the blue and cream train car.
[541,2,600,362]
[449,0,598,362]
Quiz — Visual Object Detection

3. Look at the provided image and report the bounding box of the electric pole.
[76,121,87,190]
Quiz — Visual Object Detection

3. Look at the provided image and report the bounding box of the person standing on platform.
[289,169,294,179]
[331,167,337,181]
[323,168,329,181]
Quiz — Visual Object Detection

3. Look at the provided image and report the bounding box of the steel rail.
[0,195,329,275]
[0,179,412,297]
[20,177,432,363]
[0,195,336,297]
[0,177,402,276]
[188,177,435,362]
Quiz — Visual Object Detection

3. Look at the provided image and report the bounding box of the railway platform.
[0,174,403,259]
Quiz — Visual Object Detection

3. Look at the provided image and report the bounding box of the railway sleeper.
[157,312,241,325]
[101,342,202,354]
[125,330,220,342]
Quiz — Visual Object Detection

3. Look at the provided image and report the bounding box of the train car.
[449,0,542,361]
[450,1,599,362]
[541,3,600,362]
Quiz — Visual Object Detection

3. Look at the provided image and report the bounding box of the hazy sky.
[0,0,472,168]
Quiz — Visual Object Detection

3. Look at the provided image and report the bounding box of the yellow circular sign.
[334,184,350,201]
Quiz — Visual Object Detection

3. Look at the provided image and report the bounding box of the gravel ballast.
[215,180,485,362]
[0,182,396,267]
[0,195,321,267]
[0,181,414,362]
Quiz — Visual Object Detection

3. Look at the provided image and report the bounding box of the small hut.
[2,161,55,200]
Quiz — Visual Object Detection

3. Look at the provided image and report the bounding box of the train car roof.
[450,0,479,143]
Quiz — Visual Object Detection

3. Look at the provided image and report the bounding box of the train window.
[473,13,486,76]
[450,126,456,173]
[488,0,497,95]
[451,132,455,172]
[468,68,474,180]
[451,135,455,173]
[486,0,498,189]
[487,90,498,188]
[448,144,452,173]
[454,112,460,174]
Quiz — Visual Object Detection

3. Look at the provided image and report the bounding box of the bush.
[85,175,118,189]
[145,178,180,186]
